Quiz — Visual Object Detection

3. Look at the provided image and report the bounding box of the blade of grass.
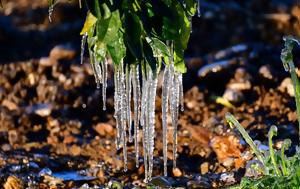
[225,113,266,168]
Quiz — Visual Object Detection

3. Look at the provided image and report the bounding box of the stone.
[2,100,18,111]
[4,176,24,189]
[49,45,76,61]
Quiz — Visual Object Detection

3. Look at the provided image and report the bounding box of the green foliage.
[226,113,300,189]
[77,0,197,74]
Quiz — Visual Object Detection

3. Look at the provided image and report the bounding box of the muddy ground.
[0,0,300,188]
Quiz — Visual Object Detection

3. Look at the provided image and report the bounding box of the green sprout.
[226,113,300,188]
[281,36,300,142]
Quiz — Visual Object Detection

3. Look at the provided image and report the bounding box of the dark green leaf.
[143,40,157,73]
[124,12,143,60]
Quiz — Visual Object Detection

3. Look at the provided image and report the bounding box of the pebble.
[4,176,24,189]
[200,162,209,174]
[259,65,274,81]
[149,176,173,187]
[94,123,114,137]
[25,103,52,117]
[172,167,182,177]
[2,100,18,111]
[39,168,53,177]
[49,45,76,61]
[8,130,19,145]
[220,172,235,183]
[278,77,294,97]
[187,180,211,189]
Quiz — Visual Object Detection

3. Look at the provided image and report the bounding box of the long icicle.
[114,66,122,150]
[162,65,170,176]
[102,59,108,110]
[170,70,180,168]
[147,69,158,180]
[131,64,140,167]
[141,66,149,181]
[120,61,128,171]
[126,65,133,142]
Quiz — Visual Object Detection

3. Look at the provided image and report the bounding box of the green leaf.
[124,12,143,60]
[96,17,111,41]
[86,0,102,18]
[101,3,111,19]
[80,12,97,35]
[143,40,157,73]
[147,37,170,58]
[107,30,126,65]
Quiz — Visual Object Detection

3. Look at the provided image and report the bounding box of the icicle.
[197,0,201,17]
[89,52,100,89]
[141,69,149,181]
[94,61,103,87]
[170,70,180,169]
[102,59,108,110]
[80,33,88,65]
[131,65,141,167]
[162,66,170,176]
[119,62,128,171]
[179,73,184,112]
[126,65,133,142]
[48,5,54,22]
[114,67,123,150]
[147,69,158,180]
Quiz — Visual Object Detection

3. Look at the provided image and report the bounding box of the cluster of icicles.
[81,36,184,181]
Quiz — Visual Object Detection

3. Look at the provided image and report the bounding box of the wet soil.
[0,0,300,188]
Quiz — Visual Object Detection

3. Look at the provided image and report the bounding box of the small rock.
[187,179,211,189]
[2,144,12,151]
[49,45,76,61]
[222,89,243,103]
[172,167,182,177]
[210,135,244,169]
[2,100,18,111]
[150,176,173,187]
[63,135,77,144]
[39,168,52,177]
[25,103,52,117]
[94,123,114,137]
[220,173,235,183]
[200,162,209,174]
[39,57,57,67]
[278,77,294,97]
[8,130,19,145]
[4,176,24,189]
[70,145,81,156]
[259,65,274,81]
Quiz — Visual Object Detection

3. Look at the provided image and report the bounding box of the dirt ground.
[0,0,300,188]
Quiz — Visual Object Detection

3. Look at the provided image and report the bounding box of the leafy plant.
[226,36,300,188]
[226,113,300,189]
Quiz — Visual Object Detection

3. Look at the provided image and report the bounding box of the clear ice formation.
[85,39,184,181]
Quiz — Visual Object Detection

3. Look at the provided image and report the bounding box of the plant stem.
[225,113,266,167]
[268,126,281,176]
[281,37,300,142]
[281,139,291,176]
